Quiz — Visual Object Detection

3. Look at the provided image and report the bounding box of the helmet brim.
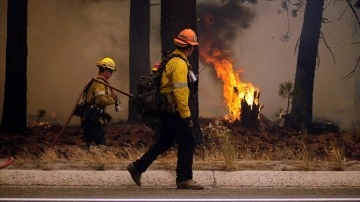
[96,65,116,71]
[174,38,199,47]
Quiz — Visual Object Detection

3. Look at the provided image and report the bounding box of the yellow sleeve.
[91,82,115,107]
[168,57,191,118]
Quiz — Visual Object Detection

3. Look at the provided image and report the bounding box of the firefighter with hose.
[80,57,121,147]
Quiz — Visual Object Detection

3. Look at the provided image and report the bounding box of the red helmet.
[151,63,160,73]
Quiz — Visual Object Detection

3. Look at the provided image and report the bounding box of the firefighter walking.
[127,29,204,190]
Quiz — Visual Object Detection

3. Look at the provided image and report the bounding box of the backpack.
[131,51,186,128]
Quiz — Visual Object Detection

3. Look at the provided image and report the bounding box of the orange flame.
[199,36,260,123]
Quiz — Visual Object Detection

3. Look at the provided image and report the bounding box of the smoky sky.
[0,0,357,127]
[197,0,255,51]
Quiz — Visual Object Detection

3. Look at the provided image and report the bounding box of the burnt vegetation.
[0,117,359,171]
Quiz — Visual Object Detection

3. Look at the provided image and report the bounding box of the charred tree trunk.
[128,0,150,124]
[161,0,201,143]
[1,0,28,134]
[290,0,324,128]
[240,91,261,130]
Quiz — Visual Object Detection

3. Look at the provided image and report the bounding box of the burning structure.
[198,1,262,128]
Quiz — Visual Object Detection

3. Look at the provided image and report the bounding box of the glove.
[115,100,122,112]
[183,117,193,133]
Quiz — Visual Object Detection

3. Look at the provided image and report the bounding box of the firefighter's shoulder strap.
[160,52,189,72]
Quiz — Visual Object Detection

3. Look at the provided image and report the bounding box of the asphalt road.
[1,186,360,201]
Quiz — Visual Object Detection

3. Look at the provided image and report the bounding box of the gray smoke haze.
[0,0,130,125]
[0,0,358,128]
[196,0,359,128]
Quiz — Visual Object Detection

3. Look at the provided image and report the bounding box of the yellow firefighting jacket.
[160,49,191,118]
[85,77,115,107]
[82,76,116,122]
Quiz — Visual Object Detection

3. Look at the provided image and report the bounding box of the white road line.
[1,198,360,202]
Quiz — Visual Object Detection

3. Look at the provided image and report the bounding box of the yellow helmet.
[174,29,199,47]
[96,57,116,71]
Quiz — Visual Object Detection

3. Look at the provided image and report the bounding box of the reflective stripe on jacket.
[85,78,115,108]
[160,49,191,118]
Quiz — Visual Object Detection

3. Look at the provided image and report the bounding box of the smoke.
[197,0,255,53]
[0,0,358,128]
[196,0,359,128]
[0,0,130,125]
[196,0,256,118]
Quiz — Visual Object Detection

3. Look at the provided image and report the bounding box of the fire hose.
[50,77,133,147]
[91,77,134,98]
[0,157,14,169]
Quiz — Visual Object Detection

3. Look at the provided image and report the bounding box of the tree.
[343,0,360,122]
[161,0,202,143]
[289,0,325,128]
[1,0,28,134]
[278,81,294,115]
[128,0,151,124]
[282,0,360,127]
[356,66,360,121]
